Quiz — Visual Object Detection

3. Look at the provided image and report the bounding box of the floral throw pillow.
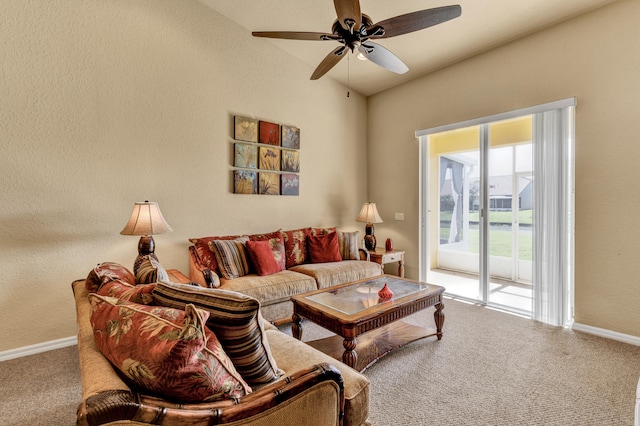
[89,294,251,402]
[97,279,156,305]
[311,227,337,236]
[86,262,136,292]
[189,235,240,276]
[281,227,312,268]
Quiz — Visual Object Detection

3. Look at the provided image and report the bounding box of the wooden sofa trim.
[77,363,345,426]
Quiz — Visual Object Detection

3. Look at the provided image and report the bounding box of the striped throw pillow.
[209,237,250,279]
[338,230,360,260]
[152,281,283,385]
[134,254,169,284]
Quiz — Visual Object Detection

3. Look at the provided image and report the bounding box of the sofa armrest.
[358,248,370,262]
[77,363,345,426]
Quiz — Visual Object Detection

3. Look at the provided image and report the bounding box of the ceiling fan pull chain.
[347,54,350,97]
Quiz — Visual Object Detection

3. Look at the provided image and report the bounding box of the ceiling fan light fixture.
[251,2,462,80]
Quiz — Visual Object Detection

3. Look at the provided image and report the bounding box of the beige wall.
[367,0,640,337]
[0,0,368,352]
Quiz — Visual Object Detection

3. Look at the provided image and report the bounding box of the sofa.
[188,227,383,323]
[72,265,371,425]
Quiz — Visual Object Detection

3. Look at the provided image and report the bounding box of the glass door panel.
[487,119,533,314]
[428,125,481,300]
[427,116,533,316]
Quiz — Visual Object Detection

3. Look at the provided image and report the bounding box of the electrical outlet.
[395,212,405,221]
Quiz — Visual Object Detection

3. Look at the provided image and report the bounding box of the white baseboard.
[1,324,637,362]
[0,336,78,362]
[572,322,640,346]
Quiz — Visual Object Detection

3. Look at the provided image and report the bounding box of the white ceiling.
[198,0,619,96]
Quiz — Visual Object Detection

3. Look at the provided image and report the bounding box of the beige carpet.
[2,297,639,425]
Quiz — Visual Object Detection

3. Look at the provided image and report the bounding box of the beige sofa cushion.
[289,260,382,289]
[219,270,317,306]
[265,329,370,426]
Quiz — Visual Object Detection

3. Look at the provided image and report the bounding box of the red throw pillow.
[246,240,282,276]
[307,232,342,263]
[248,230,286,271]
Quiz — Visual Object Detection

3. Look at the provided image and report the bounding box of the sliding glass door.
[429,118,534,314]
[417,99,575,325]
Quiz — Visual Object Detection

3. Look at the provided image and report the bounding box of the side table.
[368,248,405,277]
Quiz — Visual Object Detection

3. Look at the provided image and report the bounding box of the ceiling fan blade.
[333,0,361,33]
[368,5,461,39]
[311,46,347,80]
[252,31,337,41]
[358,42,409,75]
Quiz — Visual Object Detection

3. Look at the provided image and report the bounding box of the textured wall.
[0,0,367,352]
[367,0,640,337]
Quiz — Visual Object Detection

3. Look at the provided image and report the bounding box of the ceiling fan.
[252,1,462,80]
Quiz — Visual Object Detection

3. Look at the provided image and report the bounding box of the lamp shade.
[120,201,173,236]
[356,202,383,224]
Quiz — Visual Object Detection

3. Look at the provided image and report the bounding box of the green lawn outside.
[440,209,533,259]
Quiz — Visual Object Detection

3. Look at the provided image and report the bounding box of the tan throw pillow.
[134,255,169,284]
[338,230,360,260]
[209,237,251,279]
[152,281,283,385]
[89,294,251,402]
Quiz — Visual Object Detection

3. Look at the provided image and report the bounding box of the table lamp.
[356,202,383,251]
[120,201,173,263]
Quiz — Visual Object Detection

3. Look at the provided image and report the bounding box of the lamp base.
[364,223,376,250]
[137,235,155,256]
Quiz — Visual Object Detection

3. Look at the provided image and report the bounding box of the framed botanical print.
[259,146,281,170]
[259,121,280,146]
[234,170,257,194]
[281,149,300,173]
[281,125,300,149]
[281,174,299,196]
[234,143,258,169]
[259,172,280,195]
[234,116,258,142]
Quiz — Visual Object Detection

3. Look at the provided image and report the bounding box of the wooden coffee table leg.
[434,302,445,340]
[342,337,358,369]
[292,313,303,340]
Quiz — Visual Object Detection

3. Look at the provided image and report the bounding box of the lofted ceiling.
[198,0,619,96]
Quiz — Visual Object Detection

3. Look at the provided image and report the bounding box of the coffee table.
[291,275,445,372]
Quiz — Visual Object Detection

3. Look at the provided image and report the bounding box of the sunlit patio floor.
[429,269,533,315]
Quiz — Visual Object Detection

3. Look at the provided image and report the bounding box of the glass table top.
[305,276,431,315]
